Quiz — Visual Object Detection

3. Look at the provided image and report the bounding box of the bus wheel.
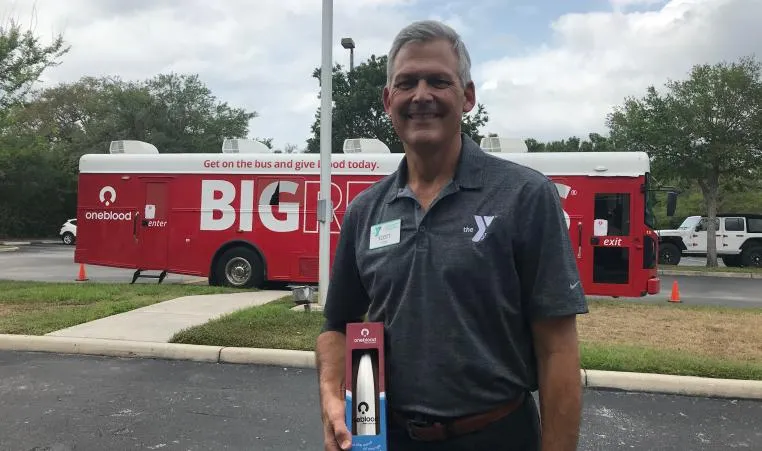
[215,247,265,289]
[658,242,681,266]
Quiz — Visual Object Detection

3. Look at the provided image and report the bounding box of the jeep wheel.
[658,242,681,265]
[741,246,762,268]
[214,247,265,288]
[721,255,743,267]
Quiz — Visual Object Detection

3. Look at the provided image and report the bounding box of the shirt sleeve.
[321,200,371,334]
[515,177,589,320]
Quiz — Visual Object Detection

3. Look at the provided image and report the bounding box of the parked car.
[60,218,77,245]
[657,213,762,267]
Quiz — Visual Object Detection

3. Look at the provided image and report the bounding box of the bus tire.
[214,246,265,289]
[658,242,681,266]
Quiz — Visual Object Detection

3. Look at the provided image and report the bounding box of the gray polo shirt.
[323,133,588,418]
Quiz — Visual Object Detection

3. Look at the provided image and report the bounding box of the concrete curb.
[584,369,762,400]
[0,240,59,246]
[659,269,762,279]
[0,246,19,253]
[1,334,761,401]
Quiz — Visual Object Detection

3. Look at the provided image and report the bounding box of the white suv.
[59,218,77,245]
[657,214,762,267]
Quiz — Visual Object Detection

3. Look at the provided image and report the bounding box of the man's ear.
[462,81,476,113]
[382,85,392,114]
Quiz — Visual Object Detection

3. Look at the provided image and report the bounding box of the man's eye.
[394,78,452,89]
[429,78,452,88]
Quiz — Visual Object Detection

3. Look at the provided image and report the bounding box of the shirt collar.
[385,133,485,204]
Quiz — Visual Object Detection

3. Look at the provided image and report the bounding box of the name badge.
[369,219,401,250]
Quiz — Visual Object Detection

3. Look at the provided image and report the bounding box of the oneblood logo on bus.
[199,179,374,233]
[84,186,133,221]
[85,211,133,221]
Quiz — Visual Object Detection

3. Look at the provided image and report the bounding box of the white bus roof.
[79,150,650,177]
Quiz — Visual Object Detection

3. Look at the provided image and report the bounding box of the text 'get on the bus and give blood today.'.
[202,159,380,171]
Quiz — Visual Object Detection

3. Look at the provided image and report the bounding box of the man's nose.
[411,79,434,102]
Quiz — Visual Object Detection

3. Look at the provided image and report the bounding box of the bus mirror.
[666,191,678,217]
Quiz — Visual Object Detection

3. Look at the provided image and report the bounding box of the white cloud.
[609,0,667,10]
[0,0,757,149]
[475,0,761,142]
[0,0,416,150]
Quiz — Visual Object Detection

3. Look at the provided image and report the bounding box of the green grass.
[0,280,242,335]
[170,297,762,381]
[3,280,760,381]
[581,343,762,380]
[170,297,324,349]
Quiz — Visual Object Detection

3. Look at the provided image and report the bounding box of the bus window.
[594,193,630,236]
[594,247,629,284]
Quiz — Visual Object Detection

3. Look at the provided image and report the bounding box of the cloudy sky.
[2,0,759,151]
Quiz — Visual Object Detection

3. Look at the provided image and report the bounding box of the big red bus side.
[74,146,664,297]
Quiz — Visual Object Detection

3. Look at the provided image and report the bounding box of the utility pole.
[318,0,334,307]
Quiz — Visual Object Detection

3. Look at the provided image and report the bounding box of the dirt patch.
[0,303,83,316]
[578,302,762,363]
[0,305,18,316]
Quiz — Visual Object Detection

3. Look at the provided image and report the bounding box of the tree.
[1,72,263,238]
[607,56,762,267]
[0,18,69,123]
[306,54,489,153]
[524,133,616,153]
[12,73,261,155]
[142,73,258,153]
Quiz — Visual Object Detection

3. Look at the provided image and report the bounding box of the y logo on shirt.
[470,215,495,242]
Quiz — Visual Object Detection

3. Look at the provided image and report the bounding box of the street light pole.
[318,0,333,307]
[341,37,355,72]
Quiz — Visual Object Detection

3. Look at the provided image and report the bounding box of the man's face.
[383,38,476,151]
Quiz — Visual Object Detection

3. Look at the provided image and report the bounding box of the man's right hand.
[322,393,352,450]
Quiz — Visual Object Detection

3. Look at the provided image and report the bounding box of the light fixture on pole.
[341,37,355,72]
[318,0,334,307]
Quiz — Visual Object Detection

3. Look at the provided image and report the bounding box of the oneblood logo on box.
[353,327,377,344]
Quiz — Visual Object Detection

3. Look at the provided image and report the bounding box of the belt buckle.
[405,418,449,442]
[404,418,428,441]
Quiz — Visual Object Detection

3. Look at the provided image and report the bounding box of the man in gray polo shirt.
[316,19,588,451]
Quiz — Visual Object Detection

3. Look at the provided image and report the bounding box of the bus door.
[136,177,171,270]
[588,184,638,296]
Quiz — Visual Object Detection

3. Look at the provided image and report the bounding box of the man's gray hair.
[386,20,472,88]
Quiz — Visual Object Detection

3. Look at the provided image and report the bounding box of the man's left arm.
[532,315,582,451]
[515,178,588,451]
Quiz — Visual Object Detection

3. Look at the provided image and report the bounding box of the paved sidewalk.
[45,290,290,342]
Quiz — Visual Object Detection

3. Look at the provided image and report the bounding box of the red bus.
[74,138,675,298]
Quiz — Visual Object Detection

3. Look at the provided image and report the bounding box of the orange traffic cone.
[668,280,681,303]
[76,263,89,282]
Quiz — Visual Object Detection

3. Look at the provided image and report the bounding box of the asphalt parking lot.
[0,243,204,285]
[1,244,760,307]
